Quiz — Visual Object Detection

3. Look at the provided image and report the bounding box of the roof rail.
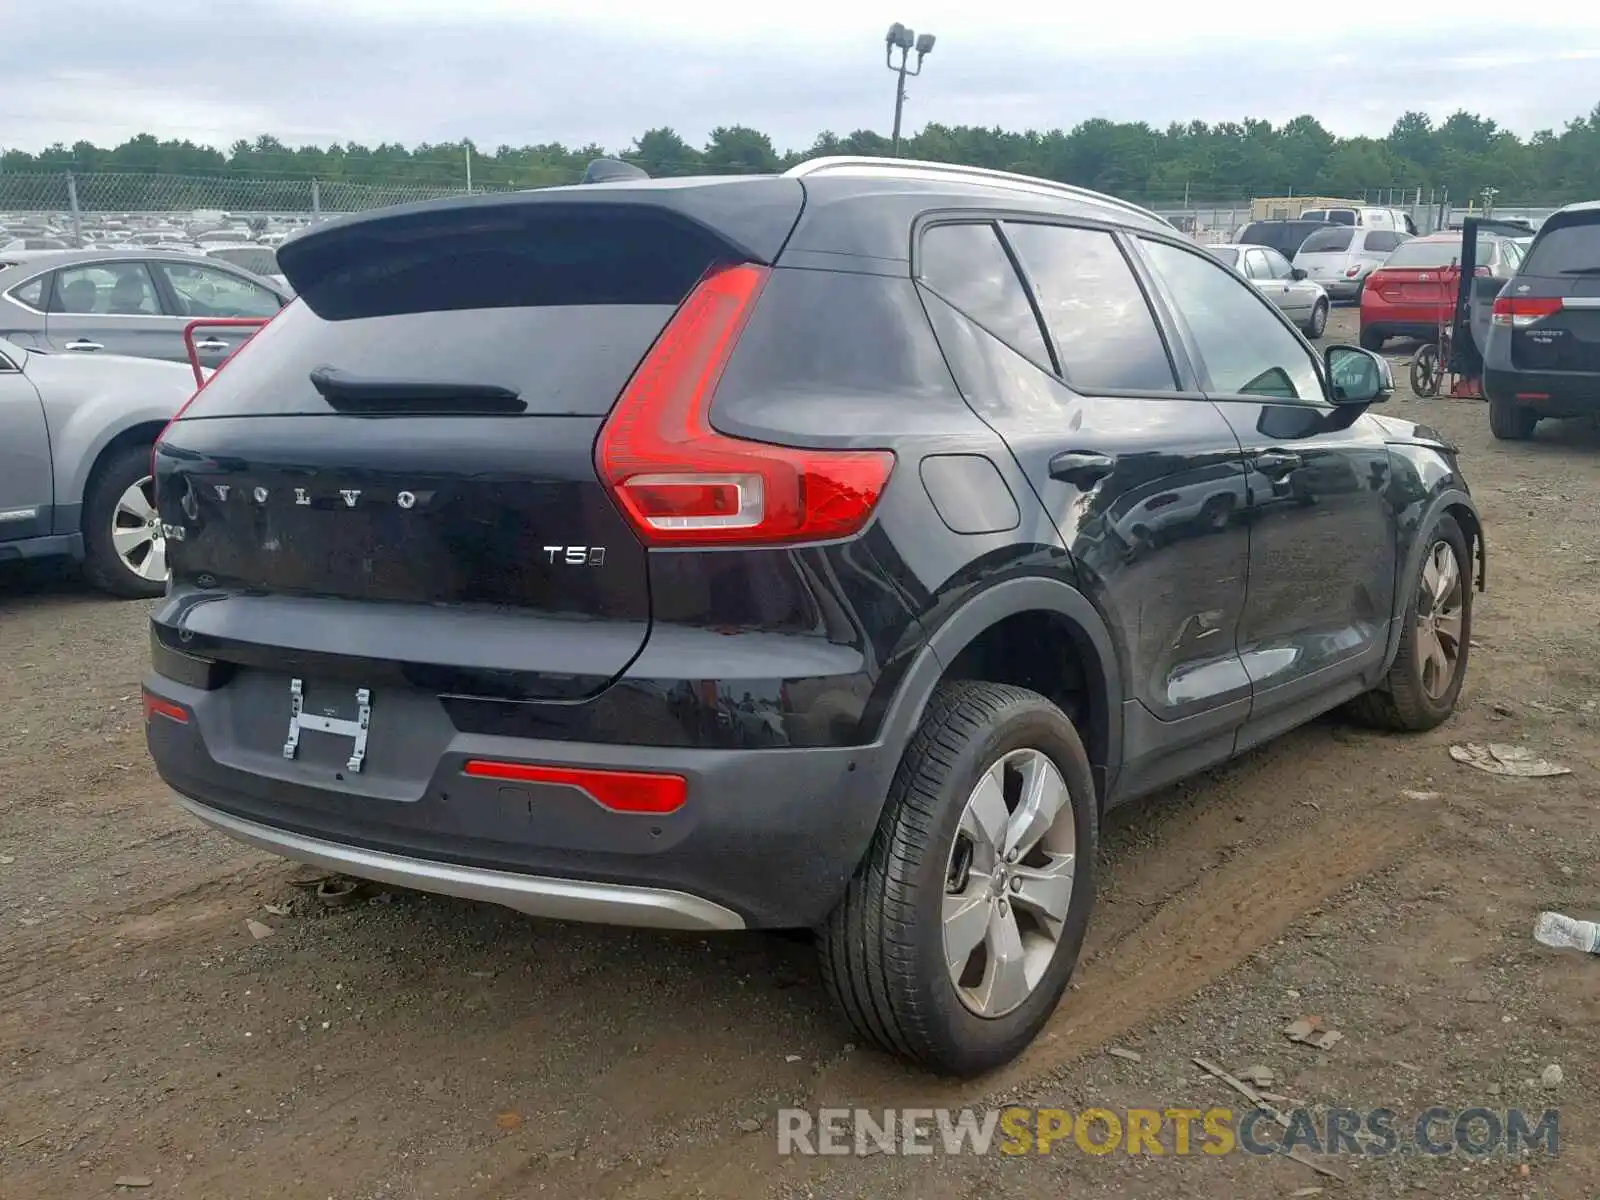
[783,156,1172,228]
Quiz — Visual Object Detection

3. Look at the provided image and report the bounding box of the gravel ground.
[2,307,1596,1199]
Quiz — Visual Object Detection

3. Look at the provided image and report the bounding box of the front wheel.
[819,681,1097,1077]
[1344,514,1471,732]
[81,445,168,599]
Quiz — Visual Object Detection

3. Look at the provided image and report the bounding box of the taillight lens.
[1472,266,1491,277]
[596,263,895,546]
[462,760,686,814]
[1492,296,1563,328]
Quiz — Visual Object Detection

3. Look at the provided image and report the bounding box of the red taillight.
[142,689,188,725]
[462,760,687,814]
[1473,266,1491,277]
[1345,265,1362,278]
[1492,296,1563,328]
[595,263,894,546]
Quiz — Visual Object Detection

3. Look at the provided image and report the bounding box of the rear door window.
[1523,216,1600,276]
[1300,228,1354,255]
[1003,222,1178,392]
[919,221,1053,372]
[50,262,164,315]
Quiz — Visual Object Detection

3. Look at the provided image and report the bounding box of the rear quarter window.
[1523,216,1600,275]
[918,221,1054,372]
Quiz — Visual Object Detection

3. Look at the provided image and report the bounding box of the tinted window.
[1363,231,1401,253]
[1523,216,1600,275]
[1327,210,1358,226]
[1383,238,1464,269]
[8,275,45,310]
[185,210,731,418]
[1140,239,1322,403]
[1300,228,1354,254]
[155,261,281,319]
[1208,246,1240,269]
[919,222,1052,371]
[1004,222,1177,392]
[51,262,162,315]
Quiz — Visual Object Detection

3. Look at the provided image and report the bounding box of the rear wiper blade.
[309,367,526,414]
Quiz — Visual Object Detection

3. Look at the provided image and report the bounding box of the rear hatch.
[1294,226,1356,286]
[152,182,804,700]
[1498,209,1600,373]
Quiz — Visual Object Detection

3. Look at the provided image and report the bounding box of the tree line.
[5,104,1598,206]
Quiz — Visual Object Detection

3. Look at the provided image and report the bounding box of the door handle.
[194,339,230,352]
[65,340,104,352]
[1048,450,1117,488]
[1251,450,1303,478]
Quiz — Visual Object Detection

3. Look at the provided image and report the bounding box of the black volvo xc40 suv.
[144,157,1486,1076]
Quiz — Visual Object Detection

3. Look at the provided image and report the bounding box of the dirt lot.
[3,307,1597,1199]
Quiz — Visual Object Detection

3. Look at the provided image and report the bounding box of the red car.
[1359,231,1524,351]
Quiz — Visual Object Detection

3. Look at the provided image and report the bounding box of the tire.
[81,445,168,599]
[1344,514,1471,732]
[1489,395,1539,441]
[1409,344,1441,397]
[819,681,1098,1077]
[1303,300,1328,340]
[1359,328,1385,352]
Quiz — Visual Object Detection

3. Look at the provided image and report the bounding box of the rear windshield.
[1238,222,1323,256]
[1299,228,1354,254]
[186,210,721,418]
[1522,216,1600,275]
[1383,238,1463,269]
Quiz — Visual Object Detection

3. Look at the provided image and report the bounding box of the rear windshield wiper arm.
[309,366,526,414]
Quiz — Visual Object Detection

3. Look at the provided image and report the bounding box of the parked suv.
[142,157,1486,1076]
[1483,200,1600,440]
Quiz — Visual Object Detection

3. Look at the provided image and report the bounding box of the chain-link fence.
[0,169,1572,249]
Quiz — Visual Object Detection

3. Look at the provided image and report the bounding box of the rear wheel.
[1345,514,1471,732]
[1489,395,1540,440]
[819,681,1097,1077]
[1303,300,1329,339]
[82,445,167,599]
[1360,328,1385,352]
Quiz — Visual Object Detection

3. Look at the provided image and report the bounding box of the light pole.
[884,23,935,157]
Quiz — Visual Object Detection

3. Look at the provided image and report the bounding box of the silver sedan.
[1206,243,1330,338]
[0,248,289,366]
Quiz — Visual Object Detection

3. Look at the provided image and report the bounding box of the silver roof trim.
[784,156,1173,228]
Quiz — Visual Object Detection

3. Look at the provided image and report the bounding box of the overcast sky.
[5,0,1599,154]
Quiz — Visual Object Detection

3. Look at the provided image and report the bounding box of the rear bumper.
[1484,367,1600,415]
[146,671,896,930]
[175,794,745,930]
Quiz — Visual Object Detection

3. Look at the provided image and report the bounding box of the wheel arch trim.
[870,576,1124,806]
[1382,488,1485,673]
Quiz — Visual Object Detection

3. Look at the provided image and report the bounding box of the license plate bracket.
[282,677,372,773]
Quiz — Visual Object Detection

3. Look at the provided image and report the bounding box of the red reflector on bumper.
[142,690,189,724]
[462,760,688,814]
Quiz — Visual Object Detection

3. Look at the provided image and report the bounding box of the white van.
[1293,226,1412,300]
[1299,206,1418,235]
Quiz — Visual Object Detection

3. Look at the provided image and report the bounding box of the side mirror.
[1290,267,1308,281]
[1325,345,1393,406]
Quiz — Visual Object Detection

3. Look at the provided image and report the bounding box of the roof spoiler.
[582,158,649,184]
